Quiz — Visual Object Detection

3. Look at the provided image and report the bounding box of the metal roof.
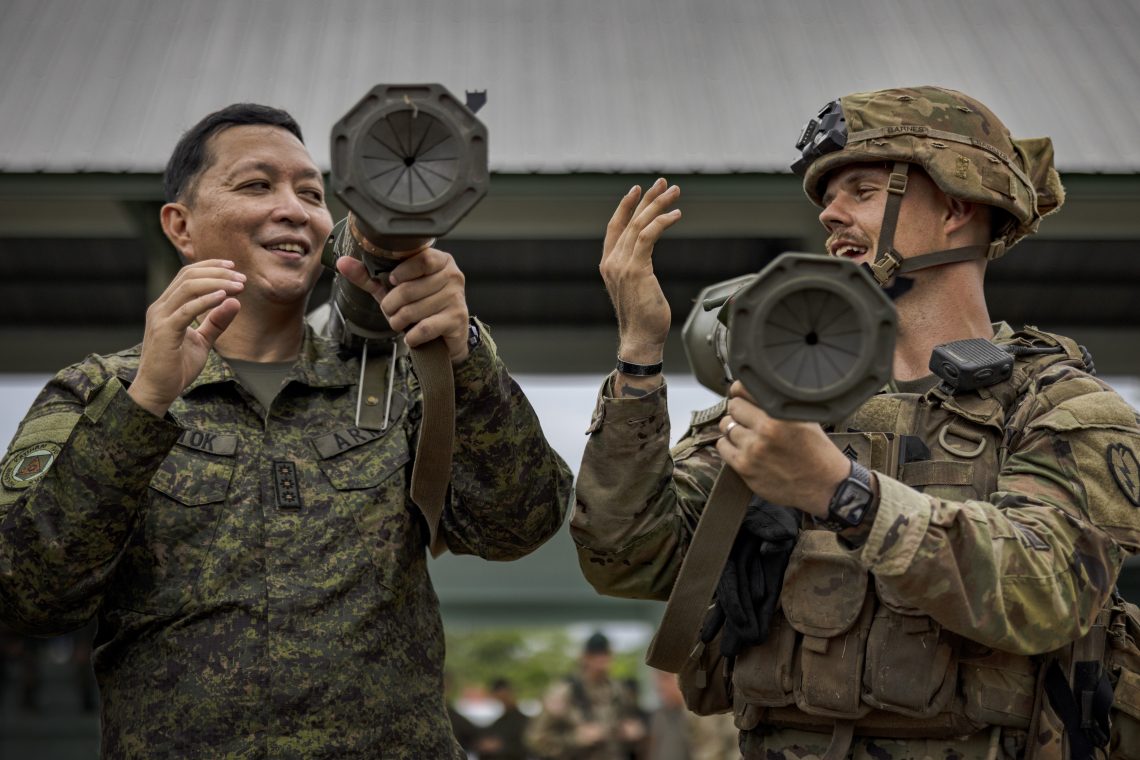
[2,0,1139,174]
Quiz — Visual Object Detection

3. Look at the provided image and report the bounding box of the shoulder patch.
[1107,443,1140,507]
[2,443,62,489]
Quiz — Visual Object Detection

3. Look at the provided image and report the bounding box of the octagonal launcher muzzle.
[684,254,896,423]
[325,83,488,344]
[321,84,488,556]
[649,254,897,673]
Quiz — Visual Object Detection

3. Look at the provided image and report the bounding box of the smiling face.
[167,124,333,308]
[818,163,952,268]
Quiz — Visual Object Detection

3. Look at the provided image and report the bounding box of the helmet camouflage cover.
[796,86,1065,253]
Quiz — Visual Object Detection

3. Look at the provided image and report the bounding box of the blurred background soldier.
[526,632,647,759]
[447,669,482,757]
[475,677,532,760]
[572,86,1140,758]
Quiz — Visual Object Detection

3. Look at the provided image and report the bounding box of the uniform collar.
[990,321,1015,344]
[184,322,357,394]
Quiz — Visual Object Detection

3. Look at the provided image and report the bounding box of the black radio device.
[929,338,1014,394]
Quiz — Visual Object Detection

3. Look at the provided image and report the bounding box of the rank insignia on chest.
[2,443,62,489]
[273,460,302,510]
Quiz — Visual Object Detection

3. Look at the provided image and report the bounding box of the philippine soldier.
[0,103,572,759]
[526,632,647,759]
[571,86,1140,758]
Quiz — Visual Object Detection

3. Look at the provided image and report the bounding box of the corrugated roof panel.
[1,0,1138,174]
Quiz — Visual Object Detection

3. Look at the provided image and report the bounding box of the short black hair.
[163,103,304,204]
[583,631,611,655]
[489,678,512,692]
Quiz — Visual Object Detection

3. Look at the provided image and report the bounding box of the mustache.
[825,230,873,254]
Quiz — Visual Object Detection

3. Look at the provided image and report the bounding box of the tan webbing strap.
[645,465,753,673]
[866,162,1000,286]
[822,720,856,760]
[867,162,910,285]
[1025,652,1055,760]
[409,337,454,558]
[1074,606,1112,668]
[895,244,992,274]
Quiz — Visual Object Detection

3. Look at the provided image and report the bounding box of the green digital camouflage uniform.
[571,324,1140,759]
[0,321,572,759]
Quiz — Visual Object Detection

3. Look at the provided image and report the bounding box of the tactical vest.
[728,328,1096,751]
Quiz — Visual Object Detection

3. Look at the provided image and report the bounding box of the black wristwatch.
[816,460,875,531]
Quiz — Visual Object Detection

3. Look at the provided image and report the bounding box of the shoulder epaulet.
[952,327,1090,422]
[1006,326,1086,367]
[928,327,1090,424]
[689,398,727,429]
[1003,327,1091,391]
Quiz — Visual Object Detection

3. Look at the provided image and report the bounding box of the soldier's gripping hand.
[128,259,244,417]
[600,178,682,374]
[716,380,852,518]
[335,247,471,364]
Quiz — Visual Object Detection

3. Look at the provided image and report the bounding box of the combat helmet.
[791,86,1065,286]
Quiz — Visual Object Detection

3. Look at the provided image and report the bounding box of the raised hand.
[599,178,682,367]
[129,259,244,417]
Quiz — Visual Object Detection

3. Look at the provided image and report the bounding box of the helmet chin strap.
[864,161,1005,295]
[861,264,914,301]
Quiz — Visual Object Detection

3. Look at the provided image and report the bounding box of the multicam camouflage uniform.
[573,326,1140,758]
[572,87,1140,759]
[0,321,572,759]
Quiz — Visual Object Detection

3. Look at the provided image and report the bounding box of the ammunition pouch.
[678,614,734,716]
[1104,596,1140,759]
[728,416,1011,741]
[959,649,1038,728]
[863,584,959,718]
[783,531,873,720]
[730,527,990,740]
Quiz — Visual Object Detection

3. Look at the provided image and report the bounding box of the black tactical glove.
[714,498,799,657]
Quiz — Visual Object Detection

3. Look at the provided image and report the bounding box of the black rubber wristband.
[616,357,663,377]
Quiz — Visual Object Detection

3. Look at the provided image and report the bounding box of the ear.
[160,202,196,261]
[943,195,984,239]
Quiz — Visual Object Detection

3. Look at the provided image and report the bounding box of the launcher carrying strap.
[646,465,753,672]
[354,336,454,558]
[409,338,455,557]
